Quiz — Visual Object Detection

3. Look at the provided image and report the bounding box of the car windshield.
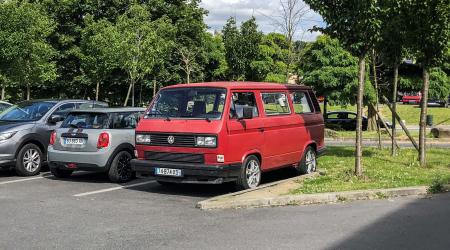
[146,87,227,120]
[61,112,109,129]
[0,101,56,121]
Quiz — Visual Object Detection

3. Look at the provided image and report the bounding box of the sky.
[200,0,324,42]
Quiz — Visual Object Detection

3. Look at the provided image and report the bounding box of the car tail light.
[50,131,56,145]
[97,132,110,149]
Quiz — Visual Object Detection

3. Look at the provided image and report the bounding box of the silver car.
[48,108,145,183]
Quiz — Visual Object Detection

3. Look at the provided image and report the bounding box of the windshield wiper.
[204,117,211,123]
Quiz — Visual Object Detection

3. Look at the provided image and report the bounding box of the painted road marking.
[0,174,52,186]
[73,180,156,197]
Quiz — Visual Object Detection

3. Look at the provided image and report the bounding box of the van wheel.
[15,144,43,176]
[108,151,135,183]
[50,168,73,178]
[236,155,261,190]
[296,146,317,175]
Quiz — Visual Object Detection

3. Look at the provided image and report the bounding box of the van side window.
[261,92,291,115]
[230,92,259,119]
[291,91,313,114]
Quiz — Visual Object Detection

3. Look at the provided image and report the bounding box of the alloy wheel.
[245,159,261,189]
[23,149,41,173]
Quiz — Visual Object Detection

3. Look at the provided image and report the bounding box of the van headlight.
[0,131,16,142]
[136,134,151,144]
[196,136,217,147]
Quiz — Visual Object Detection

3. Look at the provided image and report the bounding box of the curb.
[197,185,449,210]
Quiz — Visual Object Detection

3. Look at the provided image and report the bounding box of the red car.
[402,92,422,104]
[131,82,325,189]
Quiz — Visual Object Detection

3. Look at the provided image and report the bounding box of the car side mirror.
[49,114,64,124]
[239,106,253,120]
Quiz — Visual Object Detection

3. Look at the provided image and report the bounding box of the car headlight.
[0,131,17,141]
[196,136,217,147]
[136,134,151,144]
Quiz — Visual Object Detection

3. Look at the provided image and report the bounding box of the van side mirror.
[240,106,253,120]
[49,114,64,124]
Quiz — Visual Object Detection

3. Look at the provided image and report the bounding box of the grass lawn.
[330,130,434,140]
[290,147,450,194]
[322,103,450,126]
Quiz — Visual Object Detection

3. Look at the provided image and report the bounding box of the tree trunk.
[132,80,135,107]
[323,96,328,116]
[367,106,377,131]
[123,81,133,107]
[1,85,5,100]
[391,63,399,156]
[419,68,430,166]
[355,56,366,177]
[153,79,157,97]
[26,84,30,100]
[372,50,381,149]
[187,71,190,84]
[95,81,100,101]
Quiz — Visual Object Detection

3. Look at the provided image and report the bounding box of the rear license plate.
[64,138,85,145]
[155,168,183,177]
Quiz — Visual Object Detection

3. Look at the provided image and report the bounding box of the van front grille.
[144,151,205,164]
[147,133,196,147]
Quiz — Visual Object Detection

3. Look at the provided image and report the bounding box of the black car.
[0,99,108,176]
[324,111,392,131]
[325,111,367,131]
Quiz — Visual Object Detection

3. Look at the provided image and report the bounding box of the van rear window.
[61,113,109,129]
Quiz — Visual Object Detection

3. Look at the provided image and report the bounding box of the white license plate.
[64,138,85,145]
[155,168,183,177]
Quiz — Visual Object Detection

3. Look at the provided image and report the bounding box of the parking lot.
[1,167,450,250]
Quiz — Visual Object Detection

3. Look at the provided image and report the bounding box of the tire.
[50,168,73,178]
[235,155,261,190]
[15,144,43,176]
[108,151,135,183]
[295,146,317,175]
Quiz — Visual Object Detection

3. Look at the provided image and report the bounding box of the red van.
[131,82,325,189]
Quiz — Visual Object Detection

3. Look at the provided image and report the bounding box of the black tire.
[15,143,43,176]
[108,151,135,183]
[235,155,261,190]
[50,168,73,178]
[295,146,317,175]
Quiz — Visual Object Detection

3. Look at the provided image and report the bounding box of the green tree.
[114,4,175,106]
[377,0,409,155]
[223,17,245,80]
[80,16,119,101]
[408,0,450,166]
[304,0,382,176]
[0,0,57,100]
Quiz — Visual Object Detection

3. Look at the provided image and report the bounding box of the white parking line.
[73,180,156,197]
[0,174,52,185]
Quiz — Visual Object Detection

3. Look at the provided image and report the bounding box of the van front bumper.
[131,159,242,184]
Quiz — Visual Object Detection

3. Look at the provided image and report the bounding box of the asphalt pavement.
[1,168,449,250]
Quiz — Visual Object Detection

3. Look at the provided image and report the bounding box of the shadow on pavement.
[128,167,301,198]
[326,193,450,250]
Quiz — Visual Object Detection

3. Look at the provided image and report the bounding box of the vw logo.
[167,136,175,144]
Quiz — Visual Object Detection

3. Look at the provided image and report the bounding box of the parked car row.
[0,82,326,190]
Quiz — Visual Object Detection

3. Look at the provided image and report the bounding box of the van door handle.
[258,128,265,132]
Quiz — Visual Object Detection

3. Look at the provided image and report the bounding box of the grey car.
[0,101,12,112]
[48,108,145,183]
[0,99,108,176]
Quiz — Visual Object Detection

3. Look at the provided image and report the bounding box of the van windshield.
[146,87,227,120]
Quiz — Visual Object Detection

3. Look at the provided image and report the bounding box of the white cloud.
[200,0,324,42]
